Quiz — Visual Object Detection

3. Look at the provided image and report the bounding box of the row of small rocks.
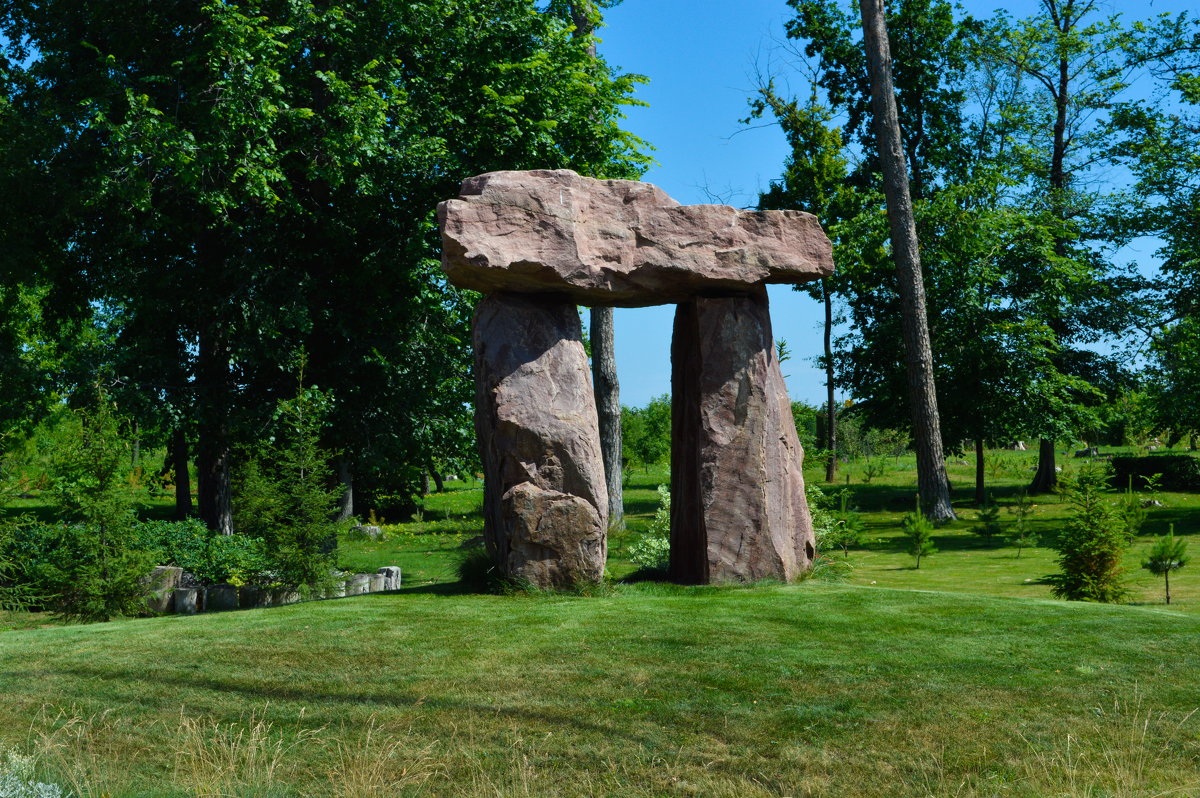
[145,566,401,615]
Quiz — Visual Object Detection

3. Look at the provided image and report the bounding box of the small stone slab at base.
[269,588,300,606]
[349,524,383,540]
[205,584,239,612]
[238,586,263,609]
[174,587,199,615]
[143,566,183,614]
[376,567,401,591]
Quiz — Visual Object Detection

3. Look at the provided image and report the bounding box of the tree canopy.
[0,0,649,529]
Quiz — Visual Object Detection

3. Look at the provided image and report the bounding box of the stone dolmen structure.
[439,170,834,587]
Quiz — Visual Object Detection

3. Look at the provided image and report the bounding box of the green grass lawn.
[2,447,1199,795]
[1,583,1198,797]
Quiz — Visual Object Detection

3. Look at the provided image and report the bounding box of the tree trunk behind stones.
[859,0,955,521]
[173,426,193,521]
[336,457,353,521]
[591,306,623,529]
[430,464,446,493]
[420,471,430,497]
[975,437,985,507]
[196,325,233,535]
[1029,437,1058,494]
[823,279,837,483]
[566,3,623,530]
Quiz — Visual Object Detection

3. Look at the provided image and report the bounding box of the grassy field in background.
[2,445,1199,795]
[340,445,1200,612]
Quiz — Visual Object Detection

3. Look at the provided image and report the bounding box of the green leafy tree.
[978,1,1154,493]
[1046,463,1129,602]
[776,0,1146,508]
[1141,525,1189,605]
[1110,15,1200,442]
[0,0,650,534]
[621,395,671,471]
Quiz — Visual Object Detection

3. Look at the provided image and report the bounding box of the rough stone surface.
[143,565,182,614]
[327,580,347,599]
[377,566,402,591]
[670,289,816,584]
[346,575,371,596]
[474,293,608,587]
[439,170,832,306]
[175,587,199,615]
[238,586,263,609]
[350,524,383,540]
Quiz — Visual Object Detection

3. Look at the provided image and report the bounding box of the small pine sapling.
[1005,491,1038,558]
[973,493,1002,545]
[860,458,886,484]
[1141,525,1189,605]
[1047,463,1129,603]
[1118,476,1147,541]
[902,494,937,569]
[829,489,864,558]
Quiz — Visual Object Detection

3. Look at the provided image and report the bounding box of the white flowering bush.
[0,748,69,798]
[628,485,671,570]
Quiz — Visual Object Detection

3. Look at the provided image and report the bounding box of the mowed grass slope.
[1,583,1198,796]
[3,447,1200,795]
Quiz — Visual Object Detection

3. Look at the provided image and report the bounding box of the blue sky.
[593,0,1191,409]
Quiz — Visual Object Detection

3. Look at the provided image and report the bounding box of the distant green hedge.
[1110,455,1200,492]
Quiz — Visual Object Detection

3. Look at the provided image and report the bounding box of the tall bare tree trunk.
[566,1,624,529]
[336,456,353,520]
[859,0,955,521]
[591,306,623,529]
[1029,438,1058,494]
[173,426,193,521]
[822,279,837,483]
[196,325,233,535]
[975,437,986,506]
[429,463,446,493]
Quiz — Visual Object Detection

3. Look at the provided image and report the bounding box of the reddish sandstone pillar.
[670,288,815,584]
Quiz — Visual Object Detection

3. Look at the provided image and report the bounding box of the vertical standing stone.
[474,293,608,588]
[670,288,815,583]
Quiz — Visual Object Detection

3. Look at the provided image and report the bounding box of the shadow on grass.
[619,566,669,584]
[27,661,665,750]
